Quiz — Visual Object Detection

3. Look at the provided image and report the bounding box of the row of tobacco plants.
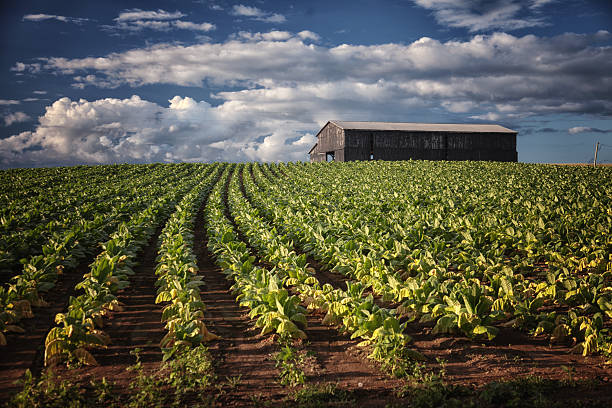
[1,164,200,346]
[250,160,611,359]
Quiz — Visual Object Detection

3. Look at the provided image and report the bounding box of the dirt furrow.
[49,226,167,393]
[0,260,90,400]
[237,166,405,404]
[193,195,287,406]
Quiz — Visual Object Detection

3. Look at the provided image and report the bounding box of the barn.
[309,121,518,162]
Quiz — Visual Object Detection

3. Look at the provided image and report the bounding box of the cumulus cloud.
[105,9,215,32]
[6,29,612,167]
[115,9,185,21]
[0,96,315,168]
[413,0,553,32]
[25,30,612,120]
[569,126,612,134]
[3,112,31,126]
[23,14,89,24]
[297,30,320,41]
[231,5,287,23]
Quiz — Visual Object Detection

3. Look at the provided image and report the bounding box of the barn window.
[326,151,335,162]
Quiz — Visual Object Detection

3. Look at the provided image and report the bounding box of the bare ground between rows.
[247,165,612,403]
[48,226,167,396]
[0,257,92,401]
[192,201,287,407]
[408,321,612,384]
[297,308,406,407]
[215,171,406,406]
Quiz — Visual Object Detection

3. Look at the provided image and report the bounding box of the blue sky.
[0,0,611,167]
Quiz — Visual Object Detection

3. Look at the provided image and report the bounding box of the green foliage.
[8,369,116,408]
[1,164,202,343]
[274,341,307,386]
[249,161,612,358]
[291,383,351,408]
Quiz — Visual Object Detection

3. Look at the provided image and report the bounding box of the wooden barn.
[309,121,518,162]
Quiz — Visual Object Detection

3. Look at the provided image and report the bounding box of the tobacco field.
[0,160,611,407]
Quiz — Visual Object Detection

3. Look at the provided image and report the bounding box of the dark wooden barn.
[309,121,518,162]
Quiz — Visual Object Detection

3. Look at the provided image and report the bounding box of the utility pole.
[593,142,599,167]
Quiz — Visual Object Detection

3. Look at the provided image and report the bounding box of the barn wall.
[316,122,345,153]
[309,152,326,162]
[342,130,517,162]
[334,149,345,162]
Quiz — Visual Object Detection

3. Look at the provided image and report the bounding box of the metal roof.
[329,121,516,133]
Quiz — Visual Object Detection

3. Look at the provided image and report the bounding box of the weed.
[126,345,215,407]
[8,369,86,408]
[291,383,352,408]
[226,374,242,388]
[126,349,165,408]
[561,365,576,387]
[274,341,307,386]
[89,377,117,405]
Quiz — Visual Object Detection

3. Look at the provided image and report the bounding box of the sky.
[0,0,611,168]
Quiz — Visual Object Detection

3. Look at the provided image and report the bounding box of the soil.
[192,196,287,406]
[2,169,612,406]
[47,226,167,396]
[408,322,612,385]
[0,258,90,401]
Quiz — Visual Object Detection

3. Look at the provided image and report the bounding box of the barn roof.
[329,121,516,133]
[308,143,318,154]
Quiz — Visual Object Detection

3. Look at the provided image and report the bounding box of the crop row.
[44,165,212,365]
[252,161,611,358]
[1,165,201,345]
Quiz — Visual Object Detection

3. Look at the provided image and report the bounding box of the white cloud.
[6,29,612,167]
[33,90,47,95]
[3,112,31,126]
[569,126,611,134]
[173,21,215,31]
[0,100,20,106]
[297,30,320,41]
[106,9,214,32]
[261,14,286,23]
[110,18,216,32]
[0,96,315,167]
[235,30,293,41]
[231,5,265,17]
[11,62,41,74]
[115,9,185,22]
[23,14,89,24]
[30,30,612,119]
[413,0,553,32]
[231,5,286,23]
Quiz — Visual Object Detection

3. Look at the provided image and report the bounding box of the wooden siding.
[316,122,345,152]
[310,122,517,163]
[341,130,516,162]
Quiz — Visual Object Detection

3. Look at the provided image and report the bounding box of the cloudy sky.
[1,0,611,167]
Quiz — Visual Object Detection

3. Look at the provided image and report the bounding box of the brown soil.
[0,259,90,401]
[48,227,167,396]
[407,322,612,386]
[297,308,405,407]
[192,202,287,406]
[206,170,406,406]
